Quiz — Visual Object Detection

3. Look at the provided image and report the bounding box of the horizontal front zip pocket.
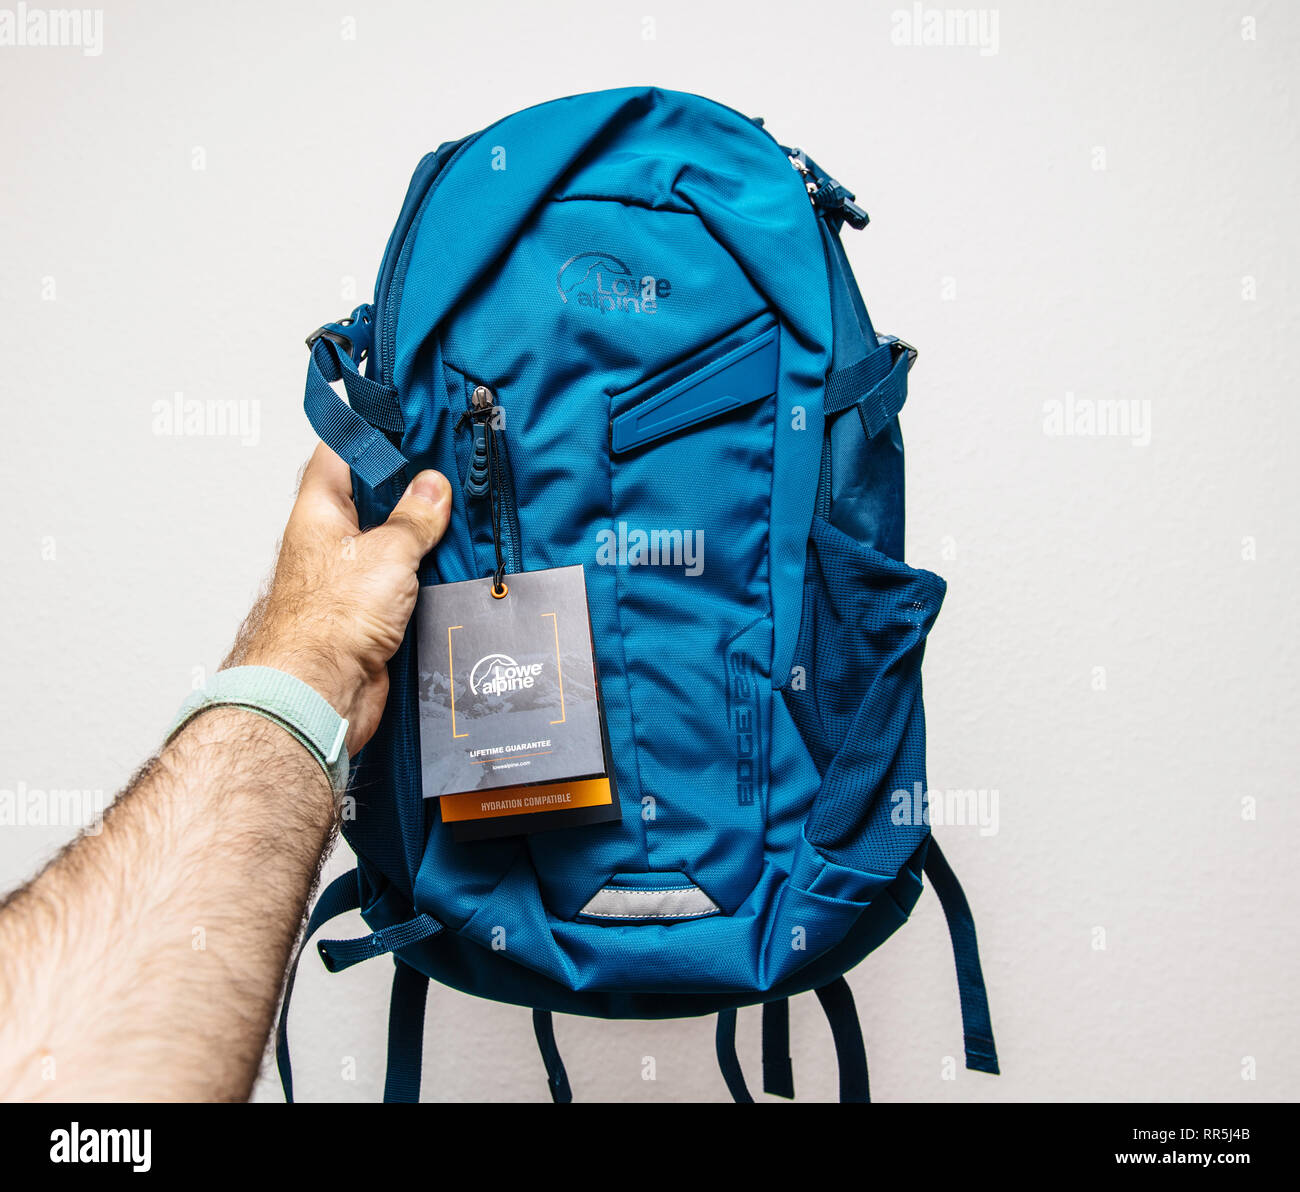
[609,311,779,454]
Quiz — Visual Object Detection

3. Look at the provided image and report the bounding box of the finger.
[296,442,359,524]
[370,470,453,568]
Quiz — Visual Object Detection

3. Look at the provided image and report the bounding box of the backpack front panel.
[345,88,941,1002]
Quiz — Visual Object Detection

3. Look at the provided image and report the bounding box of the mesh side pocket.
[784,516,945,878]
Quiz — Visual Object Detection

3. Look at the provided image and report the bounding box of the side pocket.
[783,516,945,879]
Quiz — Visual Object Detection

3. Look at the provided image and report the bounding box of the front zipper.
[377,133,482,386]
[456,381,522,582]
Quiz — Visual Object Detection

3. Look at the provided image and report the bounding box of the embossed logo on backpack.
[555,250,672,314]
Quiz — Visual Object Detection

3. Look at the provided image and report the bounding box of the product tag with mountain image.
[415,565,620,841]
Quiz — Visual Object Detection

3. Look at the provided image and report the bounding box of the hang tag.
[414,565,620,841]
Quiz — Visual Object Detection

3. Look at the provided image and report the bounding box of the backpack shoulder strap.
[277,869,443,1103]
[276,869,362,1102]
[532,1010,573,1103]
[814,977,871,1103]
[924,837,1001,1074]
[383,960,430,1103]
[761,999,795,1099]
[715,1008,754,1103]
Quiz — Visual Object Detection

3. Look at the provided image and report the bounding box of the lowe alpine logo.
[555,251,672,315]
[469,653,543,697]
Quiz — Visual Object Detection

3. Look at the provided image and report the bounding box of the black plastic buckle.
[305,305,373,361]
[887,335,919,369]
[305,324,354,353]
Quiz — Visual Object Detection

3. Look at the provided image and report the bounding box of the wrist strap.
[165,666,349,792]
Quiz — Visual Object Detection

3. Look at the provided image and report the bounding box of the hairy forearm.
[0,707,337,1101]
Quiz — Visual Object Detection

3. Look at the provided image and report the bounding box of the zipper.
[456,382,522,585]
[377,134,483,386]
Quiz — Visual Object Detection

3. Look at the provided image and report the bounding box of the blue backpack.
[277,86,998,1103]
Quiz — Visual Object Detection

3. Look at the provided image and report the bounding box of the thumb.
[374,470,453,568]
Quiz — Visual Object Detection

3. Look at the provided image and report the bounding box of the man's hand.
[0,446,453,1101]
[227,444,452,754]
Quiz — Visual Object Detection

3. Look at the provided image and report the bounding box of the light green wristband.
[165,666,350,793]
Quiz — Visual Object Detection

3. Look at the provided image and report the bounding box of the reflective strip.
[578,885,720,920]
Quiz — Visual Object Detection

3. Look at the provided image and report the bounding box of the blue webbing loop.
[303,336,408,489]
[310,334,405,433]
[761,999,795,1099]
[532,1010,573,1103]
[317,911,444,973]
[824,338,914,439]
[715,1009,754,1103]
[276,869,361,1103]
[924,837,1001,1075]
[814,977,870,1103]
[382,960,430,1103]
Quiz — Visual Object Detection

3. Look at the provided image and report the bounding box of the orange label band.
[438,777,613,823]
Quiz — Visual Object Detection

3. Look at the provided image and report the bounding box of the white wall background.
[0,0,1296,1103]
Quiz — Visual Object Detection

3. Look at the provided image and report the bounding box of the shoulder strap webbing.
[715,1009,754,1103]
[532,1010,573,1103]
[382,960,430,1103]
[815,978,871,1103]
[303,310,409,489]
[316,911,443,972]
[815,215,913,522]
[277,869,361,1103]
[924,837,1001,1074]
[761,999,795,1099]
[277,869,442,1103]
[824,337,914,439]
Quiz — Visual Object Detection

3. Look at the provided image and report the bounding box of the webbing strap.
[304,337,408,489]
[761,999,795,1099]
[382,960,430,1103]
[814,977,870,1103]
[715,1009,754,1103]
[312,335,405,432]
[532,1010,573,1103]
[824,338,913,439]
[317,911,443,973]
[276,869,361,1103]
[924,837,1001,1075]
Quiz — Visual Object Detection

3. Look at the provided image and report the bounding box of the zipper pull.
[459,385,494,495]
[454,383,497,432]
[786,146,869,230]
[453,384,510,597]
